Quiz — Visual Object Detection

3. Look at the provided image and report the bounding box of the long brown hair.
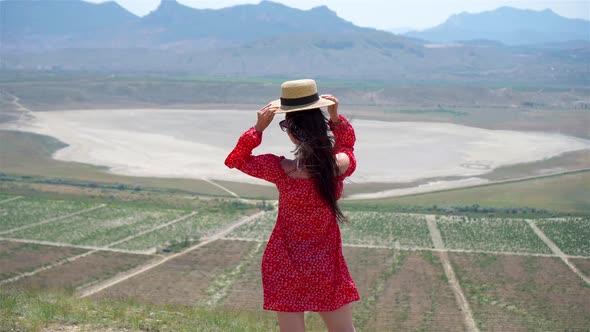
[285,108,346,223]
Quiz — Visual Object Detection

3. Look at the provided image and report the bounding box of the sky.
[86,0,590,30]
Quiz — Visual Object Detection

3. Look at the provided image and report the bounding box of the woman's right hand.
[254,103,278,132]
[321,94,340,123]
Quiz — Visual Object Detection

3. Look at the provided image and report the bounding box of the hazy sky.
[87,0,590,30]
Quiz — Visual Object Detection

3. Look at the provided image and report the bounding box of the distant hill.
[0,0,369,50]
[0,0,139,50]
[141,0,366,41]
[0,0,588,85]
[406,7,590,45]
[0,0,138,35]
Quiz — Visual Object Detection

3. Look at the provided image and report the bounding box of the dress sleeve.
[329,114,356,178]
[224,127,283,184]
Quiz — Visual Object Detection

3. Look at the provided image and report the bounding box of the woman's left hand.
[254,103,278,132]
[321,94,339,123]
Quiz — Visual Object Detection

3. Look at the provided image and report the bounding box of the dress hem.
[263,296,360,313]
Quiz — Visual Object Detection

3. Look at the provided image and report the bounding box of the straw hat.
[271,79,335,113]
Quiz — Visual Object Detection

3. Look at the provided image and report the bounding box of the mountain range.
[405,6,590,45]
[1,0,372,50]
[0,0,588,85]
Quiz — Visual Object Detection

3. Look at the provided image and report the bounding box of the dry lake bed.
[4,108,589,198]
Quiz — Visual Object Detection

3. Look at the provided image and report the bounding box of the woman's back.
[224,80,359,330]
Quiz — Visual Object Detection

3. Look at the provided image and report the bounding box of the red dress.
[224,114,360,312]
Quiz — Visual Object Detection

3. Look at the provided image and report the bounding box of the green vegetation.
[1,190,257,253]
[342,201,565,219]
[226,211,277,241]
[10,205,188,247]
[1,187,589,331]
[437,216,552,254]
[342,212,433,248]
[0,193,13,200]
[536,218,590,256]
[114,208,248,252]
[0,197,96,232]
[0,288,280,332]
[1,72,588,330]
[228,210,434,248]
[347,170,590,216]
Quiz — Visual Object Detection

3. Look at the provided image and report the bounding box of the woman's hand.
[254,103,278,132]
[321,94,340,123]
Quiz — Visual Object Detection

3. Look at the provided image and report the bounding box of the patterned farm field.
[0,197,97,232]
[12,251,155,291]
[225,211,276,241]
[437,216,552,254]
[94,239,259,306]
[450,253,590,331]
[341,212,433,248]
[0,241,87,281]
[9,206,188,247]
[221,245,395,311]
[570,258,590,277]
[227,211,434,248]
[218,244,398,332]
[536,218,590,256]
[114,209,246,251]
[342,246,397,331]
[219,244,265,311]
[366,251,466,332]
[0,193,16,201]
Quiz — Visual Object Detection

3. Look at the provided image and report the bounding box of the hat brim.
[271,97,335,114]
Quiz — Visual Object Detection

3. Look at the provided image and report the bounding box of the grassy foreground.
[0,288,279,332]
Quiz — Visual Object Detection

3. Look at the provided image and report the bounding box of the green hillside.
[345,170,590,216]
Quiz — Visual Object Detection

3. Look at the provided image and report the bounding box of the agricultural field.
[0,193,15,201]
[570,258,590,277]
[366,251,466,332]
[12,251,154,291]
[0,241,87,280]
[94,239,260,306]
[0,197,98,232]
[342,247,397,329]
[341,212,433,248]
[226,211,434,248]
[436,216,552,254]
[450,253,590,331]
[221,248,265,310]
[221,245,395,310]
[536,217,590,256]
[1,190,589,331]
[225,211,276,241]
[352,170,590,214]
[115,209,246,252]
[9,205,189,247]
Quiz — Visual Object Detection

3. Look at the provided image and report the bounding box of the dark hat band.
[280,93,319,107]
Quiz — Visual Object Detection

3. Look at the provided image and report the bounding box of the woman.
[225,79,358,332]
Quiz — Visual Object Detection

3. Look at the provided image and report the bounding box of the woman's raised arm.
[322,95,356,177]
